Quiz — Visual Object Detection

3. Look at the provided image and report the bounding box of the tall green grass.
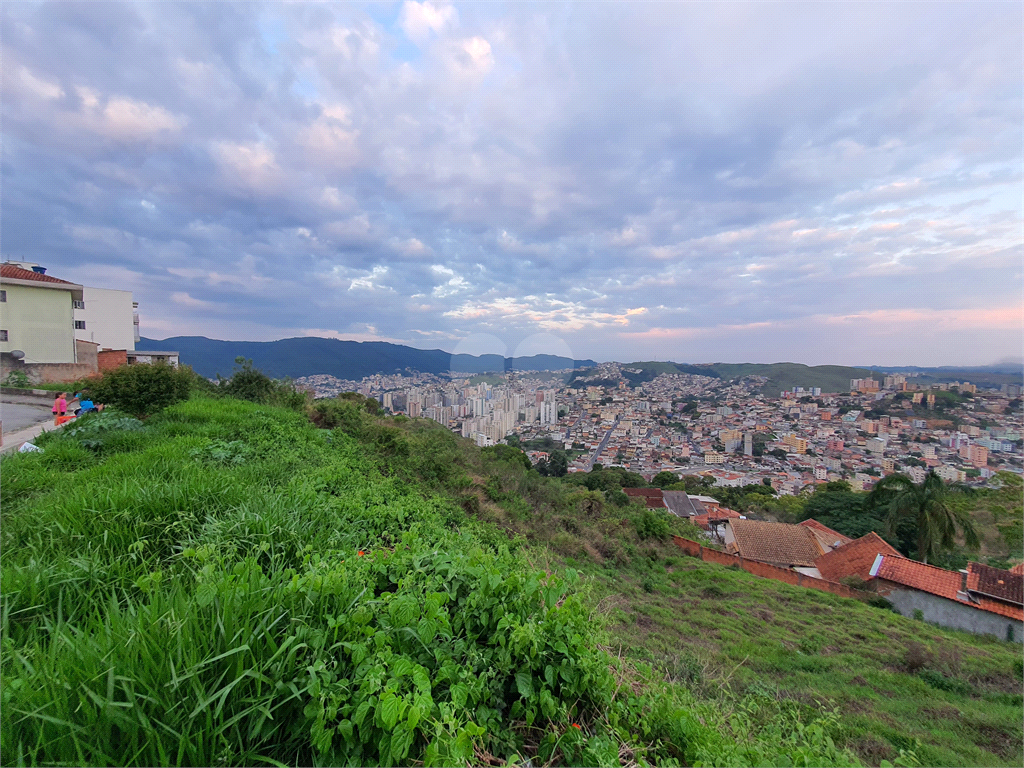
[0,398,861,766]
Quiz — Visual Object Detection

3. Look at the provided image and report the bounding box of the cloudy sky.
[2,1,1021,366]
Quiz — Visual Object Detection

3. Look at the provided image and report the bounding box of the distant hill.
[139,336,596,380]
[707,362,877,395]
[568,361,874,394]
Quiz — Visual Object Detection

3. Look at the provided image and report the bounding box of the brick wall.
[97,349,127,371]
[672,535,863,600]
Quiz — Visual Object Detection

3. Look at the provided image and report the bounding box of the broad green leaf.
[544,665,556,687]
[338,719,354,742]
[379,692,400,730]
[353,700,372,728]
[450,683,468,709]
[391,657,414,677]
[412,667,431,694]
[417,617,437,645]
[515,672,534,699]
[390,723,414,762]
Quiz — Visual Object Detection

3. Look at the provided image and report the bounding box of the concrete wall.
[1,283,76,363]
[878,581,1023,643]
[74,286,136,352]
[1,340,98,384]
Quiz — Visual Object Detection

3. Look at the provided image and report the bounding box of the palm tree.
[868,470,979,564]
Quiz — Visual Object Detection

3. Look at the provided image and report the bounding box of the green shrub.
[217,358,309,412]
[3,370,30,388]
[86,363,195,417]
[635,508,672,541]
[918,669,973,696]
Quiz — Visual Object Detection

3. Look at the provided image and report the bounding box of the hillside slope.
[2,391,1020,767]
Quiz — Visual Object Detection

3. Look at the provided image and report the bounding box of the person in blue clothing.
[74,393,97,416]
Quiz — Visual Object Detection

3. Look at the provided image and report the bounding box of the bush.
[3,370,31,388]
[86,363,195,417]
[217,358,308,411]
[635,508,672,541]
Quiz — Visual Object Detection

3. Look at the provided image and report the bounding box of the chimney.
[959,569,969,592]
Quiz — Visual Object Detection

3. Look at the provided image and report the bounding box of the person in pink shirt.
[52,392,68,425]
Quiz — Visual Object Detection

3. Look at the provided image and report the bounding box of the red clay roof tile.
[728,519,822,568]
[967,562,1023,605]
[815,532,900,582]
[0,265,76,285]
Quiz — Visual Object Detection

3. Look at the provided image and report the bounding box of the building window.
[74,320,86,330]
[0,290,6,302]
[73,300,85,309]
[0,330,8,341]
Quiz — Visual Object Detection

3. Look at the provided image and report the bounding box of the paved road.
[1,402,52,434]
[587,416,620,469]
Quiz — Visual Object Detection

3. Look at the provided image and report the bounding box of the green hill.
[708,362,879,395]
[2,381,1020,767]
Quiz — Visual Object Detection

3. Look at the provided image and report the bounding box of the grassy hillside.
[1,397,858,767]
[2,388,1020,766]
[708,362,878,395]
[463,444,1023,767]
[593,558,1022,767]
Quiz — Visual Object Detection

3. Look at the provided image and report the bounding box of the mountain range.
[140,335,1022,392]
[139,336,596,380]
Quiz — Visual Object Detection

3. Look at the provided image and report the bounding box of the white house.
[74,286,137,352]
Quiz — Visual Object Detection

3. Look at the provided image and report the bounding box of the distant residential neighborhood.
[295,362,1023,494]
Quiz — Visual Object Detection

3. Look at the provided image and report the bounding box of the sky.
[2,1,1021,367]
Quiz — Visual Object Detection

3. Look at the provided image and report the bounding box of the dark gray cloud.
[2,1,1020,364]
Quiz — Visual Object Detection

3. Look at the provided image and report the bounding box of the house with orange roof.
[869,555,1022,643]
[723,519,842,576]
[814,532,900,583]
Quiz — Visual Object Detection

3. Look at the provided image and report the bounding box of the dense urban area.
[295,366,1023,493]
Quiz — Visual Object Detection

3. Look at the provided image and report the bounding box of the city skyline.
[2,1,1021,366]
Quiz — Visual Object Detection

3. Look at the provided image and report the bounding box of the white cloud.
[99,96,184,139]
[448,37,493,76]
[171,292,215,309]
[399,1,458,43]
[14,65,64,100]
[213,141,279,189]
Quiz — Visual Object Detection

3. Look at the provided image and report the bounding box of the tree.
[651,471,679,488]
[868,471,979,564]
[548,449,569,477]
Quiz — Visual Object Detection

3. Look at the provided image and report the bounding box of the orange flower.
[358,550,365,557]
[571,723,581,730]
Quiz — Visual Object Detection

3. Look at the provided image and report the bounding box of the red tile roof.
[871,555,1024,621]
[799,518,853,548]
[0,264,76,285]
[872,555,962,600]
[623,487,667,509]
[815,532,900,582]
[727,519,823,567]
[966,562,1023,605]
[1011,564,1024,576]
